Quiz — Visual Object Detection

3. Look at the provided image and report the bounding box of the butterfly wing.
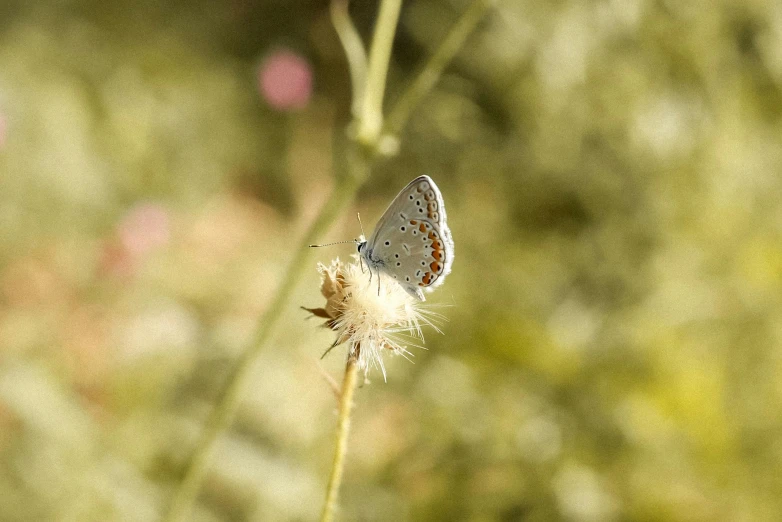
[365,176,454,300]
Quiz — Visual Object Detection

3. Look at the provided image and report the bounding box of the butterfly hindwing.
[364,176,454,300]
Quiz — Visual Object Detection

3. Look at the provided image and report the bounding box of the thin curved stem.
[163,151,369,522]
[320,357,359,522]
[384,0,495,138]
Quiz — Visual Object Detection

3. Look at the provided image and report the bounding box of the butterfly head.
[356,235,367,253]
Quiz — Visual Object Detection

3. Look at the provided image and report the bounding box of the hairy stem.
[320,357,360,522]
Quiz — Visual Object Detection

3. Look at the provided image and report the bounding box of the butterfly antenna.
[357,212,366,239]
[308,239,357,248]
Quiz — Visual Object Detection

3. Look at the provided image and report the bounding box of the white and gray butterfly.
[357,175,454,301]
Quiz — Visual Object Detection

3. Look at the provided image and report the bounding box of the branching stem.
[164,0,495,520]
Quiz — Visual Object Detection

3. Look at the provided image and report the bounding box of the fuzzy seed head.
[306,256,442,380]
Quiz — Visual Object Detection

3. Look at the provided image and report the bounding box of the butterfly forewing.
[365,176,454,300]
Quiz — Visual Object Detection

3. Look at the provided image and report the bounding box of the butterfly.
[357,176,454,301]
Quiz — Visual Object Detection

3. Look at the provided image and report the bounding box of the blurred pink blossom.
[100,203,171,278]
[258,49,313,110]
[118,203,171,257]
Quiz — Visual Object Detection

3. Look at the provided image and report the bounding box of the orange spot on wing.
[422,272,432,285]
[432,250,443,261]
[410,220,417,225]
[419,223,426,232]
[430,261,442,273]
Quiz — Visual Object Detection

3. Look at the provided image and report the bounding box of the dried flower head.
[305,256,443,380]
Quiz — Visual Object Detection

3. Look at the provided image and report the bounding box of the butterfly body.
[358,175,454,301]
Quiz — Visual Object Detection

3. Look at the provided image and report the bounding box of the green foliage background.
[1,0,781,520]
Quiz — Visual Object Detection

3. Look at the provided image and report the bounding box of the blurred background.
[1,0,782,520]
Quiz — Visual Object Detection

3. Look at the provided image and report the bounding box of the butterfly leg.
[377,269,381,296]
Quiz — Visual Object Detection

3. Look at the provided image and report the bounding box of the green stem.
[164,0,495,517]
[355,0,403,147]
[384,0,495,138]
[320,357,360,522]
[163,148,369,522]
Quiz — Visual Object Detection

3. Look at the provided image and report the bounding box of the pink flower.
[258,50,313,110]
[101,203,171,278]
[118,203,171,258]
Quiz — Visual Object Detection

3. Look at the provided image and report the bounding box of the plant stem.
[164,0,495,517]
[384,0,495,138]
[163,148,369,522]
[355,0,403,147]
[320,357,360,522]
